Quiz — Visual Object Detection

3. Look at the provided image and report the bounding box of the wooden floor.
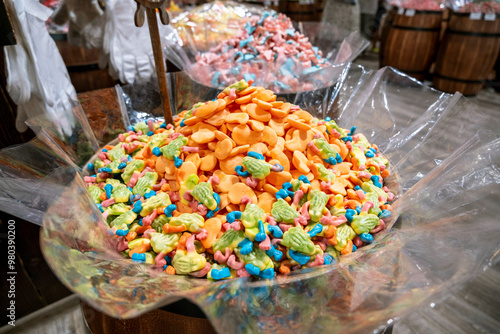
[1,54,498,334]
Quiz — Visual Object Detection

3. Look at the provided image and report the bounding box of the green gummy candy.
[106,161,122,173]
[351,214,380,235]
[110,210,137,230]
[107,144,126,162]
[192,182,217,211]
[222,80,248,94]
[122,160,145,184]
[316,164,336,183]
[88,185,103,203]
[308,190,329,222]
[183,102,204,120]
[106,203,130,216]
[112,184,132,203]
[148,133,168,150]
[94,158,105,170]
[362,181,388,203]
[314,137,338,160]
[335,223,357,251]
[325,120,347,137]
[242,156,271,179]
[281,227,316,255]
[150,232,180,254]
[235,247,272,271]
[106,178,121,187]
[241,203,266,229]
[140,192,171,217]
[133,122,149,135]
[169,213,204,233]
[133,172,158,196]
[161,135,187,160]
[213,229,245,253]
[271,199,299,224]
[351,146,366,167]
[151,215,169,233]
[173,250,207,275]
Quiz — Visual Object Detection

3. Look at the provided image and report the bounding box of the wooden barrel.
[315,0,324,21]
[284,0,317,22]
[82,299,217,334]
[51,34,117,93]
[383,8,443,81]
[433,12,500,96]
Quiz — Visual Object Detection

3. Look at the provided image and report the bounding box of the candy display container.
[433,11,500,96]
[1,64,500,333]
[163,8,370,96]
[382,7,443,81]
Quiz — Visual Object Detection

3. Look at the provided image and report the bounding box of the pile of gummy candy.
[190,11,330,92]
[84,79,394,281]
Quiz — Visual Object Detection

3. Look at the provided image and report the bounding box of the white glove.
[52,0,105,49]
[101,0,170,84]
[4,0,76,136]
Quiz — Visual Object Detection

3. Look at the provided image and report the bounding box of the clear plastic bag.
[163,3,370,94]
[1,64,500,333]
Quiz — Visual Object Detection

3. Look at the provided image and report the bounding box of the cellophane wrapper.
[163,3,369,95]
[1,64,500,334]
[445,0,500,13]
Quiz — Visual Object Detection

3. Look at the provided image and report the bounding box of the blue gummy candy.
[345,209,356,222]
[115,229,129,236]
[325,117,332,122]
[227,211,242,223]
[104,184,113,199]
[235,165,251,177]
[307,224,323,238]
[259,268,275,279]
[298,175,311,184]
[352,244,357,252]
[144,190,156,199]
[269,225,283,238]
[238,238,253,255]
[247,151,265,160]
[255,220,266,242]
[160,122,167,129]
[131,253,146,262]
[87,163,95,171]
[289,250,310,266]
[118,162,127,169]
[243,73,256,82]
[245,263,260,276]
[164,204,177,217]
[97,204,104,212]
[275,189,289,200]
[174,156,183,168]
[147,131,154,136]
[379,209,392,218]
[211,267,231,280]
[152,147,162,157]
[365,151,375,158]
[180,120,186,127]
[132,201,142,213]
[102,148,108,152]
[359,233,374,244]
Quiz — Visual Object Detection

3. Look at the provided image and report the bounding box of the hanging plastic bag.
[3,0,77,137]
